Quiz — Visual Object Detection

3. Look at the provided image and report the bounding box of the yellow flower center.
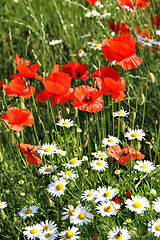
[133,202,142,208]
[87,193,93,197]
[115,233,123,239]
[68,208,75,216]
[103,192,111,198]
[104,206,113,212]
[108,139,114,142]
[96,162,103,166]
[65,231,74,239]
[62,121,69,125]
[140,165,148,169]
[43,226,50,231]
[155,225,160,231]
[56,184,64,191]
[30,229,37,234]
[103,11,107,14]
[145,38,150,43]
[0,204,1,207]
[25,209,32,214]
[131,132,139,138]
[45,233,52,238]
[99,154,105,158]
[118,112,124,115]
[79,49,83,52]
[45,167,52,172]
[95,43,100,47]
[44,147,52,152]
[78,213,86,219]
[70,160,77,164]
[65,171,72,177]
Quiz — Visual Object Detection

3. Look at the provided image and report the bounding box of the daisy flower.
[78,49,86,58]
[38,144,58,156]
[58,169,78,181]
[39,220,57,232]
[125,196,150,214]
[156,30,160,36]
[81,189,97,201]
[18,205,39,219]
[96,201,120,217]
[90,159,108,172]
[70,205,94,226]
[47,178,68,197]
[148,219,160,237]
[38,165,57,175]
[39,229,59,240]
[88,42,102,50]
[100,11,111,19]
[124,129,146,140]
[56,119,74,128]
[63,159,83,168]
[59,226,80,240]
[137,35,159,47]
[0,201,7,209]
[85,10,100,18]
[134,160,156,172]
[123,5,135,12]
[102,136,119,146]
[93,151,108,159]
[112,109,130,117]
[80,33,91,38]
[62,205,75,220]
[23,224,42,240]
[49,39,63,45]
[95,1,104,8]
[94,186,117,203]
[56,149,66,156]
[152,198,160,213]
[108,226,131,240]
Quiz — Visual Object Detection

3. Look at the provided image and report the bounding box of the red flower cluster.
[86,0,98,4]
[117,0,151,10]
[109,21,130,34]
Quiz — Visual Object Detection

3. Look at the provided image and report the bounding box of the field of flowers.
[0,0,160,239]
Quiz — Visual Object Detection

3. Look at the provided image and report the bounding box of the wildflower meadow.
[1,0,160,239]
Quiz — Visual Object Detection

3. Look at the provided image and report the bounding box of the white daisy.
[49,39,63,46]
[125,196,150,214]
[70,205,94,226]
[56,119,74,128]
[18,205,39,219]
[39,229,59,240]
[148,219,160,237]
[134,160,156,172]
[123,5,135,12]
[124,129,146,140]
[38,165,57,175]
[39,220,57,232]
[88,42,102,50]
[23,224,42,240]
[93,151,108,159]
[56,149,66,156]
[59,226,80,240]
[102,135,119,146]
[152,198,160,213]
[78,49,86,58]
[63,159,83,168]
[137,35,159,47]
[85,10,100,18]
[80,33,91,38]
[81,189,97,201]
[156,30,160,36]
[108,226,131,240]
[58,169,78,181]
[94,186,117,203]
[100,11,111,19]
[62,205,75,220]
[90,159,108,172]
[96,201,120,217]
[95,1,104,8]
[47,178,68,197]
[0,201,7,209]
[112,109,130,117]
[38,144,58,156]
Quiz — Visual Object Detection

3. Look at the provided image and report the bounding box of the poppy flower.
[86,0,98,4]
[152,16,160,28]
[109,21,130,34]
[3,78,36,99]
[117,0,151,10]
[70,85,103,113]
[126,190,132,200]
[0,80,4,86]
[35,72,72,105]
[102,34,143,70]
[108,145,145,165]
[91,66,126,102]
[10,63,43,81]
[14,53,30,66]
[17,143,42,165]
[61,61,89,81]
[135,26,151,39]
[1,107,34,132]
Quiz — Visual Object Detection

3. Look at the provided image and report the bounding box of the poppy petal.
[117,54,143,70]
[35,89,52,102]
[27,153,42,165]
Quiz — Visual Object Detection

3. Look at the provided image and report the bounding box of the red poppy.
[35,72,72,106]
[109,21,130,34]
[91,66,126,102]
[15,53,30,66]
[108,145,145,166]
[126,190,132,200]
[112,195,121,205]
[1,107,34,132]
[10,63,43,81]
[117,0,151,10]
[0,80,4,86]
[70,85,103,113]
[86,0,98,4]
[3,78,36,99]
[61,61,89,81]
[93,236,98,240]
[102,34,143,70]
[152,16,160,28]
[17,143,42,165]
[135,26,151,39]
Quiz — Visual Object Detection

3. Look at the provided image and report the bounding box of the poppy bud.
[0,210,6,220]
[139,93,145,105]
[148,72,155,83]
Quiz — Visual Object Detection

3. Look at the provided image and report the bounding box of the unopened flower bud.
[20,192,25,197]
[76,200,80,205]
[82,156,88,161]
[77,128,82,133]
[148,72,155,83]
[139,93,145,105]
[0,210,6,220]
[115,170,121,175]
[84,169,88,174]
[19,180,24,185]
[150,189,156,196]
